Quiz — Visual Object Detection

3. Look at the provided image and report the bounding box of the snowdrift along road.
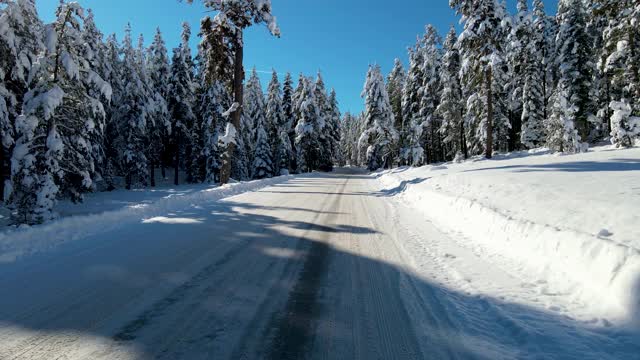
[374,146,640,329]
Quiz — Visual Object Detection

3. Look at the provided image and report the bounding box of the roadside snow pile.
[0,175,295,264]
[374,146,640,328]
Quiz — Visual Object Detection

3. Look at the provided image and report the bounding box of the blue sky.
[37,0,558,114]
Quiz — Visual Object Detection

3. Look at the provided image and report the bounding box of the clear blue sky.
[37,0,558,115]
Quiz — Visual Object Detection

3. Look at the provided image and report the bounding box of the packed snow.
[0,174,296,264]
[373,145,640,331]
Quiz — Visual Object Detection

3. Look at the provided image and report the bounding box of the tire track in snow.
[112,240,250,342]
[265,178,348,360]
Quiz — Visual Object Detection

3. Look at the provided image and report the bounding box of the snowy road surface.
[0,169,637,359]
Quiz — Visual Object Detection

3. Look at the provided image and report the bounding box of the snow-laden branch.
[222,102,240,118]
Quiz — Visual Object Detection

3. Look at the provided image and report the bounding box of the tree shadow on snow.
[463,158,640,173]
[0,172,637,360]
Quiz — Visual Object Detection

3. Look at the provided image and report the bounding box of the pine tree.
[327,89,341,167]
[599,0,640,147]
[451,0,508,158]
[339,112,357,166]
[281,72,296,172]
[8,2,110,222]
[505,0,531,150]
[547,0,592,152]
[167,23,197,185]
[117,24,152,189]
[418,25,443,164]
[0,0,44,201]
[187,0,280,184]
[134,34,167,186]
[520,1,546,149]
[198,17,233,183]
[386,58,405,163]
[359,65,399,171]
[520,0,553,148]
[401,41,425,166]
[295,77,321,173]
[244,68,267,178]
[102,33,122,189]
[532,0,557,123]
[147,28,171,184]
[200,81,231,182]
[252,113,273,179]
[315,72,333,171]
[437,26,467,160]
[266,70,290,175]
[290,73,305,172]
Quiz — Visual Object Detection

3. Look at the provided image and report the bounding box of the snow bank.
[374,146,640,328]
[0,175,295,264]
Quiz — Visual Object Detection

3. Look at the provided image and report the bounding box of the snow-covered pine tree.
[418,25,443,164]
[8,1,111,223]
[359,65,399,171]
[292,73,305,121]
[519,0,553,148]
[505,0,531,150]
[80,9,111,184]
[198,16,233,183]
[0,0,44,201]
[586,0,610,140]
[532,0,557,122]
[281,72,296,172]
[244,68,268,178]
[451,0,509,159]
[199,80,230,183]
[266,70,290,175]
[117,24,151,189]
[314,72,333,171]
[146,28,172,184]
[177,23,203,183]
[198,15,241,181]
[401,41,425,166]
[520,1,546,149]
[609,100,640,148]
[386,58,405,163]
[599,0,640,147]
[339,112,357,166]
[167,23,197,185]
[546,0,592,152]
[265,71,281,173]
[295,77,321,173]
[437,26,467,160]
[327,89,341,167]
[135,33,169,186]
[101,33,122,188]
[251,110,273,179]
[187,0,280,184]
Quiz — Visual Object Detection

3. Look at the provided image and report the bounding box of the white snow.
[0,174,296,264]
[373,146,640,329]
[218,122,237,146]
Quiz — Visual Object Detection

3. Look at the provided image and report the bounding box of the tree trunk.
[485,67,494,159]
[150,160,156,187]
[459,119,467,159]
[0,145,5,202]
[174,131,180,186]
[220,31,245,185]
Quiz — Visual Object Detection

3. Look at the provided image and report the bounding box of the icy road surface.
[0,168,636,359]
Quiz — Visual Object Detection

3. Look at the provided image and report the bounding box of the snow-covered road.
[0,168,637,359]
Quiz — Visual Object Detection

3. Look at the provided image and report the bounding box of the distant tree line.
[340,0,640,170]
